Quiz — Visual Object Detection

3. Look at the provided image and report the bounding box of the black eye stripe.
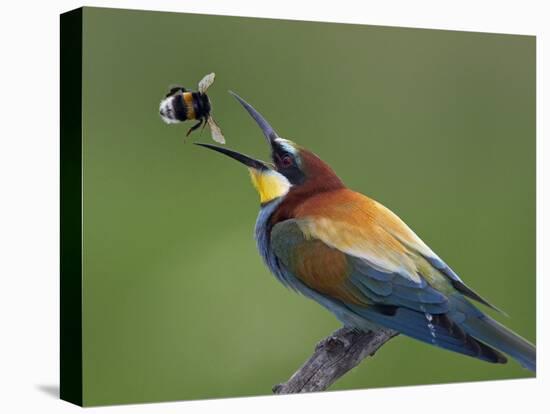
[275,152,291,160]
[281,155,292,166]
[272,148,305,185]
[275,153,293,168]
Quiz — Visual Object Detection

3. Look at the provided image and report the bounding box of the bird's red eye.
[280,155,293,168]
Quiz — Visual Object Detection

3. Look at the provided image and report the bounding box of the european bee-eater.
[197,92,536,372]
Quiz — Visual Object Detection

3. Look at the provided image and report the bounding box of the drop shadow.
[36,384,59,399]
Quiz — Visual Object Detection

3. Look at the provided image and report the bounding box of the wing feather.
[268,189,509,363]
[269,218,505,363]
[292,188,501,312]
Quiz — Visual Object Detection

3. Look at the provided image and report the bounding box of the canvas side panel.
[60,7,83,407]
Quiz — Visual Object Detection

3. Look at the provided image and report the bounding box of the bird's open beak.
[196,93,291,204]
[195,91,279,170]
[228,91,278,145]
[194,143,268,171]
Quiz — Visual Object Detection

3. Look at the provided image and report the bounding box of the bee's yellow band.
[183,92,196,119]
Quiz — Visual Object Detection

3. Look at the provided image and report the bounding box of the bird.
[196,91,536,373]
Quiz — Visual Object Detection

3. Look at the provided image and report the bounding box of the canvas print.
[60,7,536,407]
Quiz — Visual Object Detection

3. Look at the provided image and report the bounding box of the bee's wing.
[207,116,225,144]
[198,73,216,94]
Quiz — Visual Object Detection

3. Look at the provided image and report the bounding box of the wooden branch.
[273,327,398,394]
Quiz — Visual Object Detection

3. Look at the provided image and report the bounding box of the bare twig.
[273,327,398,394]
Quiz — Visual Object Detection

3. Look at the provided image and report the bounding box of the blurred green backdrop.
[81,7,535,406]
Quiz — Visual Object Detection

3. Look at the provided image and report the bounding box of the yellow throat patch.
[248,169,291,204]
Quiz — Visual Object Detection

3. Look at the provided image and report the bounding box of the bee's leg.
[186,120,203,137]
[200,117,208,132]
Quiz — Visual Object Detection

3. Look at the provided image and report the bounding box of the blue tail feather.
[460,314,536,372]
[347,303,507,364]
[450,295,536,372]
[347,295,536,372]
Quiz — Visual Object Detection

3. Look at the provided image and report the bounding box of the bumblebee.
[159,73,225,143]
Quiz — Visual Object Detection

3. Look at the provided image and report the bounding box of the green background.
[81,7,535,406]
